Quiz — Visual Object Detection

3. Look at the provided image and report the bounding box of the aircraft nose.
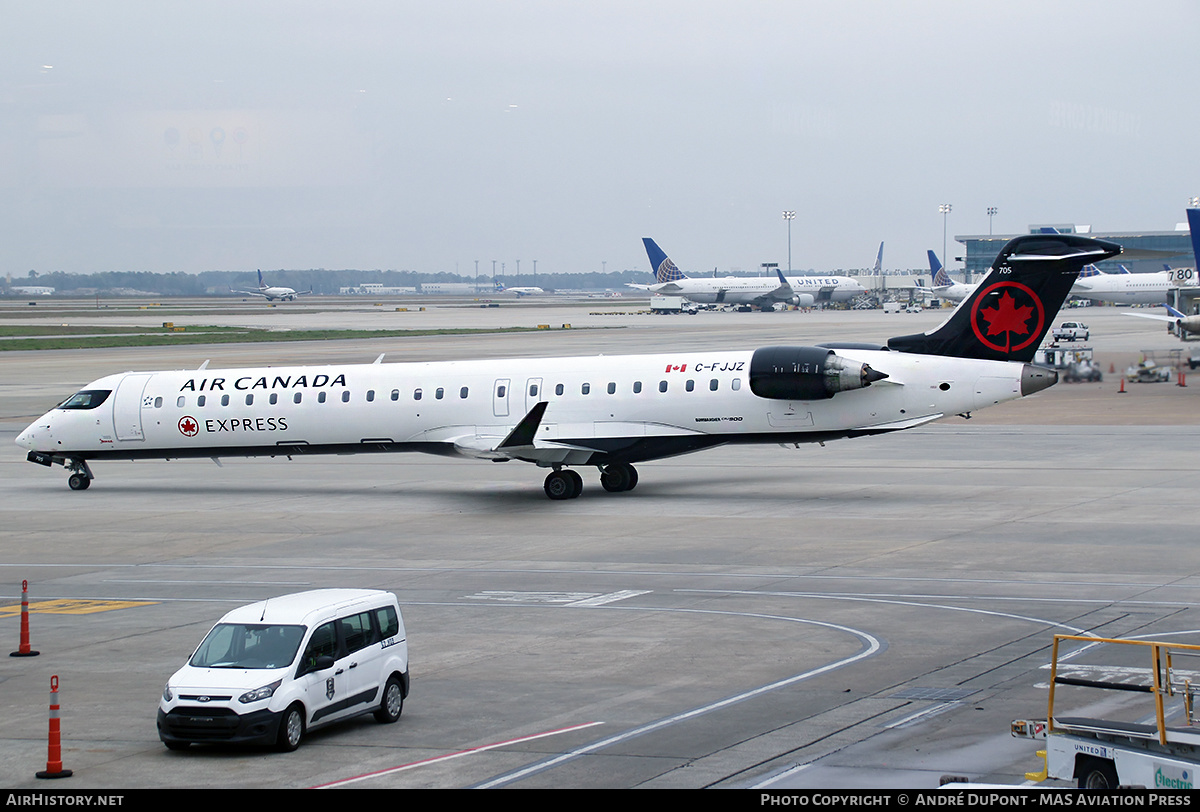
[15,421,49,451]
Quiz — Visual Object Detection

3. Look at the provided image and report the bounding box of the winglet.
[496,401,548,450]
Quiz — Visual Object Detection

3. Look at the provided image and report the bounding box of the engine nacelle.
[749,346,887,400]
[790,293,815,308]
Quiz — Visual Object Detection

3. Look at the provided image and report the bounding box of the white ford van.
[157,589,409,752]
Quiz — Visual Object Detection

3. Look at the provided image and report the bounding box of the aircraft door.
[112,373,154,441]
[525,377,543,413]
[493,378,510,418]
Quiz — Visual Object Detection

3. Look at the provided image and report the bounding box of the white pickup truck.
[1052,322,1089,342]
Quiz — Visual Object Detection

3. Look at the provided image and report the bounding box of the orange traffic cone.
[36,675,72,779]
[10,580,38,657]
[1118,377,1126,394]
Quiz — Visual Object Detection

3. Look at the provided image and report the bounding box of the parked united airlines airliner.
[18,234,1119,499]
[629,238,867,309]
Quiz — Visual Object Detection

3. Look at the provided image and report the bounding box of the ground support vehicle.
[1052,322,1090,342]
[1014,634,1200,789]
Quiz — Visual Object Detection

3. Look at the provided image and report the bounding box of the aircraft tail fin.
[873,242,884,274]
[1078,264,1101,279]
[642,238,687,284]
[1186,209,1200,268]
[888,234,1121,362]
[257,269,265,289]
[928,250,954,287]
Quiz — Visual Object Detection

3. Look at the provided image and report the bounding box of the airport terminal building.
[956,225,1194,281]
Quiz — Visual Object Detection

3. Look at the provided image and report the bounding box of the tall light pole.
[939,203,952,281]
[782,210,796,272]
[987,206,997,236]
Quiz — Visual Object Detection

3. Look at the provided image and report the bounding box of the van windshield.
[190,623,306,669]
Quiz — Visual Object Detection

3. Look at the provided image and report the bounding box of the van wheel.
[374,676,404,723]
[276,704,305,752]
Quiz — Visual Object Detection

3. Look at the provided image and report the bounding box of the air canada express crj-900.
[18,234,1119,500]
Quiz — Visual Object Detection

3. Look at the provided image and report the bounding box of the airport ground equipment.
[1013,634,1200,789]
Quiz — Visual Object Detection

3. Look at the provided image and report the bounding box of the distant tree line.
[3,268,658,296]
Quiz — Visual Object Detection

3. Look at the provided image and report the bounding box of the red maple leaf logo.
[979,291,1034,351]
[178,416,199,437]
[970,282,1044,355]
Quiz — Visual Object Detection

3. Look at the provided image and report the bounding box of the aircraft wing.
[449,402,597,465]
[230,287,269,298]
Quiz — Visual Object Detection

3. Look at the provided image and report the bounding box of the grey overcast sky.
[2,1,1197,278]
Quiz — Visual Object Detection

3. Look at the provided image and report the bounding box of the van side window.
[341,611,378,654]
[300,621,338,673]
[375,606,400,639]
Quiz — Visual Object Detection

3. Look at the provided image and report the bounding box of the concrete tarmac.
[1,301,1197,790]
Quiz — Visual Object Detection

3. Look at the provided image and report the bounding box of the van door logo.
[326,677,336,700]
[178,416,199,437]
[971,281,1044,355]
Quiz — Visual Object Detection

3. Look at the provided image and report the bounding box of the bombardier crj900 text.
[630,238,867,309]
[18,234,1119,500]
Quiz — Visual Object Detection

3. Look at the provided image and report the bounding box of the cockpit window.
[58,390,111,410]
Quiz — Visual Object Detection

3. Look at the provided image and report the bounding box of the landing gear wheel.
[544,469,583,500]
[374,676,404,723]
[68,473,90,491]
[600,462,639,493]
[276,703,305,752]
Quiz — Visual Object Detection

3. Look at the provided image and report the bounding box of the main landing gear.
[542,462,638,501]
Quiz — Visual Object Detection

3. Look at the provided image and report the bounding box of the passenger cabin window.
[435,388,444,400]
[245,394,253,405]
[659,381,668,393]
[198,395,207,407]
[414,389,422,401]
[270,393,278,405]
[221,394,230,406]
[318,392,327,403]
[391,389,399,401]
[685,380,695,392]
[529,384,538,397]
[581,383,590,395]
[154,397,163,408]
[607,382,616,395]
[341,391,350,403]
[732,378,742,391]
[633,381,642,393]
[293,392,302,404]
[497,385,506,398]
[555,384,564,396]
[710,379,719,391]
[366,390,375,402]
[460,386,469,399]
[176,396,185,408]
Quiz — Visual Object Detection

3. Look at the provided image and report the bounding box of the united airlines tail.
[873,242,884,274]
[889,234,1121,362]
[256,269,266,289]
[928,250,954,288]
[642,238,688,284]
[1187,208,1200,265]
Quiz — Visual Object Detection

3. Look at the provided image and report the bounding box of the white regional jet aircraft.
[629,239,867,310]
[18,234,1119,499]
[1070,264,1171,305]
[231,270,313,301]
